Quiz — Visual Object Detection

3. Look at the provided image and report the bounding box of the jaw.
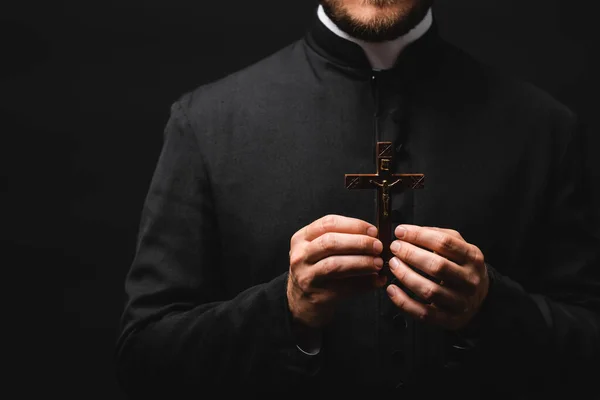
[322,0,429,42]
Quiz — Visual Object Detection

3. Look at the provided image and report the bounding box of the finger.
[328,273,388,300]
[386,284,431,319]
[425,226,464,240]
[311,255,384,284]
[395,225,471,265]
[390,240,471,289]
[389,257,467,314]
[301,215,378,243]
[305,232,383,264]
[386,284,452,326]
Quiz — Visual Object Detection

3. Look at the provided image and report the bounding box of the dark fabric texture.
[115,10,600,399]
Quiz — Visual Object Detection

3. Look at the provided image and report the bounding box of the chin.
[349,9,401,27]
[322,0,431,42]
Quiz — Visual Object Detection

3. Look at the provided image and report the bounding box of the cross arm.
[390,174,425,190]
[345,174,379,190]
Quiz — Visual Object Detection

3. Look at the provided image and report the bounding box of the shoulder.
[437,39,575,124]
[173,39,304,124]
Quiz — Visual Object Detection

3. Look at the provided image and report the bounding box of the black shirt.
[115,9,600,399]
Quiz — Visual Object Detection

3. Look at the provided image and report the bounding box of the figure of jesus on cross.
[369,178,402,218]
[345,142,425,274]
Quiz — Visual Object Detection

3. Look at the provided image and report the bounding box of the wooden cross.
[345,142,424,273]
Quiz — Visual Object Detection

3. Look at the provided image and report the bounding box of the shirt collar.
[317,4,433,71]
[304,5,443,79]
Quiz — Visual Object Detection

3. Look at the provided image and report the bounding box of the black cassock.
[115,10,600,399]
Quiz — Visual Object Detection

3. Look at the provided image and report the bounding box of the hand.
[287,215,388,329]
[386,225,489,330]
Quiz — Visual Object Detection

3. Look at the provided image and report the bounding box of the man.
[115,0,600,398]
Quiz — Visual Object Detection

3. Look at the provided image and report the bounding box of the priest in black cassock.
[115,0,600,398]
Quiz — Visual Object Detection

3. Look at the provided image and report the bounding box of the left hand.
[387,225,489,330]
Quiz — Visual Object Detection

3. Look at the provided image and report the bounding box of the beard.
[320,0,434,42]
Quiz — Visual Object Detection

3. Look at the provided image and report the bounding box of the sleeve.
[114,100,322,398]
[451,112,600,391]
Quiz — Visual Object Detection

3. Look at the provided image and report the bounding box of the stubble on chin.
[359,0,400,7]
[321,0,433,42]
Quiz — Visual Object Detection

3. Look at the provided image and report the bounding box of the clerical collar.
[304,5,441,76]
[316,5,433,71]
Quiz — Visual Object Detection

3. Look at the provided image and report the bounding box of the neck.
[317,5,433,70]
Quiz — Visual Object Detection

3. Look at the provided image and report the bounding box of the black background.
[2,0,597,398]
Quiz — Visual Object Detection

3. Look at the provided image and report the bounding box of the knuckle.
[295,271,312,291]
[402,245,414,261]
[428,257,445,275]
[418,308,431,321]
[468,272,481,288]
[320,215,338,232]
[295,226,309,243]
[438,234,454,251]
[471,245,484,264]
[461,245,471,261]
[290,233,300,248]
[370,256,379,268]
[303,289,321,305]
[360,236,371,251]
[395,262,408,282]
[412,229,423,244]
[319,233,337,251]
[465,244,484,266]
[394,295,407,310]
[289,251,301,267]
[321,256,339,275]
[422,285,438,301]
[459,271,479,295]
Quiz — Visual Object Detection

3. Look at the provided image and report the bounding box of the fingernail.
[390,241,401,253]
[374,257,384,268]
[373,240,383,253]
[386,285,397,298]
[367,226,378,237]
[389,257,399,270]
[396,226,406,238]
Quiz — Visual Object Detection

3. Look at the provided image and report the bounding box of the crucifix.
[345,142,424,275]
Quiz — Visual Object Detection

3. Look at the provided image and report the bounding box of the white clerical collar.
[317,5,433,71]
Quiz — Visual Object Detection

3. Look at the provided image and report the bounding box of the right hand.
[286,214,386,329]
